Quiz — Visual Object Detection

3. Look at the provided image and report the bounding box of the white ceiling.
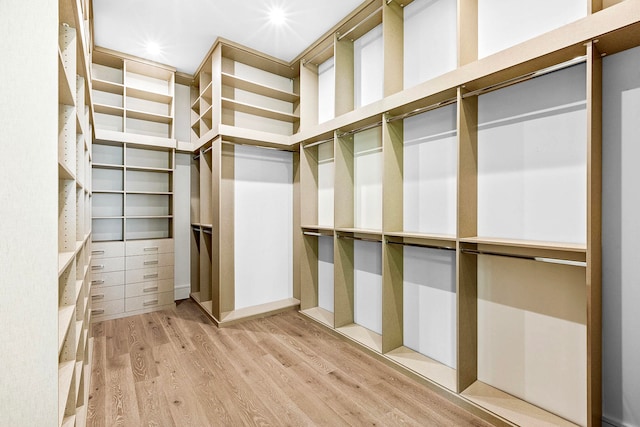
[92,0,363,75]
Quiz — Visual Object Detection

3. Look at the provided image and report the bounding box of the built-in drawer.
[90,270,125,288]
[125,291,174,312]
[125,265,173,284]
[126,278,174,299]
[125,239,173,256]
[90,256,124,273]
[90,284,124,302]
[91,241,125,259]
[90,299,125,319]
[125,252,174,270]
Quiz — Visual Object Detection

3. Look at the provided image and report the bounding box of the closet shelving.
[190,39,300,149]
[91,48,176,146]
[58,0,93,425]
[290,0,640,426]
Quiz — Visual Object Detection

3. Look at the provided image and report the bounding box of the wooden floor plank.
[89,300,495,427]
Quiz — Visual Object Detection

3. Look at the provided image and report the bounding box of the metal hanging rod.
[386,240,456,251]
[386,97,458,123]
[337,234,382,243]
[302,43,334,68]
[202,228,213,235]
[462,55,587,99]
[303,231,333,237]
[303,137,334,149]
[337,6,383,42]
[460,248,586,267]
[201,145,214,154]
[337,121,382,138]
[192,154,200,161]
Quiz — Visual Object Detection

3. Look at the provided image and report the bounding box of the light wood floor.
[87,299,495,426]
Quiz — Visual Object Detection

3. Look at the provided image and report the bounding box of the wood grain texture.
[89,299,496,426]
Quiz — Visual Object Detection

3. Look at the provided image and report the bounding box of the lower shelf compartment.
[300,306,334,328]
[386,346,457,392]
[190,294,300,327]
[336,323,382,353]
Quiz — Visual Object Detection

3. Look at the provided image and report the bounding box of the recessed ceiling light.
[268,6,286,25]
[145,41,162,56]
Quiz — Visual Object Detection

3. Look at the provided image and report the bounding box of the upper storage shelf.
[91,48,176,147]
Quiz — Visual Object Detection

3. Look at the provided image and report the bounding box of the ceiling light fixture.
[268,6,286,25]
[145,41,162,56]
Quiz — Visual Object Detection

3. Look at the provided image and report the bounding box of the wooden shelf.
[92,163,124,170]
[58,251,75,277]
[94,103,124,117]
[386,347,457,392]
[460,236,586,253]
[92,216,125,220]
[336,323,382,353]
[127,86,172,104]
[461,381,577,427]
[58,161,76,181]
[57,361,75,426]
[125,165,173,173]
[221,72,299,103]
[385,231,456,242]
[126,108,172,124]
[92,190,124,194]
[127,215,173,219]
[58,48,75,107]
[126,190,172,195]
[92,78,124,95]
[61,415,76,427]
[335,228,383,241]
[221,97,299,123]
[300,306,334,328]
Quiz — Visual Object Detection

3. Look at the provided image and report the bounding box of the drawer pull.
[91,250,105,255]
[143,260,159,265]
[91,280,104,285]
[91,265,104,271]
[143,299,158,307]
[143,286,159,293]
[144,273,158,279]
[91,309,105,315]
[144,247,159,252]
[91,294,105,300]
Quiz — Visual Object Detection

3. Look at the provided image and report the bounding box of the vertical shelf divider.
[383,0,403,97]
[334,33,355,117]
[300,144,320,311]
[456,87,478,393]
[458,0,478,67]
[219,141,235,317]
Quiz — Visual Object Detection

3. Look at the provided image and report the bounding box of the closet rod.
[338,120,382,138]
[386,240,456,251]
[303,231,333,237]
[462,55,587,99]
[303,137,334,149]
[460,248,586,267]
[337,234,382,243]
[337,6,383,41]
[192,154,200,160]
[302,43,334,67]
[202,228,213,235]
[220,140,294,152]
[201,145,213,154]
[386,97,457,123]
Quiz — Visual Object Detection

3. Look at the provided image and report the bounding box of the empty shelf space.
[57,305,75,354]
[300,306,334,328]
[58,49,75,107]
[61,415,76,427]
[335,228,383,241]
[221,97,299,123]
[219,298,300,327]
[58,251,75,277]
[221,72,299,103]
[92,78,124,95]
[92,163,124,170]
[386,346,457,392]
[461,381,577,427]
[125,165,173,173]
[57,361,75,425]
[58,161,75,181]
[460,236,586,253]
[336,323,382,353]
[385,231,456,243]
[127,215,173,219]
[126,191,173,195]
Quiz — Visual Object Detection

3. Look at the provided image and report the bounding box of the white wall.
[403,246,456,368]
[353,240,382,334]
[318,57,335,124]
[354,24,383,108]
[602,45,640,427]
[0,0,59,424]
[477,64,587,244]
[317,236,334,313]
[478,0,586,58]
[404,0,457,89]
[354,127,382,230]
[234,145,293,310]
[403,103,457,235]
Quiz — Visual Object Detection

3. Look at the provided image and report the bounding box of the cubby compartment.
[92,193,123,217]
[300,231,335,327]
[92,218,124,242]
[125,217,172,240]
[92,141,123,166]
[126,193,172,217]
[403,0,457,89]
[92,167,123,192]
[354,127,383,231]
[126,169,171,193]
[126,145,173,170]
[318,57,335,124]
[354,24,383,109]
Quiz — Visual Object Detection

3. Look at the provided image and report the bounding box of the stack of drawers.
[90,238,175,321]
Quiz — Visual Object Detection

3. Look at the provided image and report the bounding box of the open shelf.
[386,346,457,392]
[300,306,334,328]
[337,323,383,353]
[92,78,124,95]
[58,306,75,354]
[57,360,75,426]
[221,97,299,123]
[221,72,299,103]
[126,109,173,124]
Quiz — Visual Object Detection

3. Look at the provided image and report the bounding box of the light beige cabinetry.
[91,239,174,321]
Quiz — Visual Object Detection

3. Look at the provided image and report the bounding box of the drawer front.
[126,278,174,298]
[90,285,124,302]
[90,256,125,273]
[90,270,125,288]
[125,291,174,312]
[126,239,174,256]
[125,252,174,270]
[91,299,124,319]
[91,241,125,259]
[126,265,174,284]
